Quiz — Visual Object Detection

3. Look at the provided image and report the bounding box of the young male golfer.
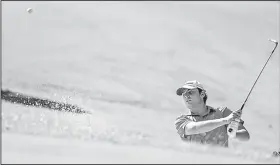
[175,80,250,147]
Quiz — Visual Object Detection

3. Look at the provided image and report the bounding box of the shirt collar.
[189,105,216,117]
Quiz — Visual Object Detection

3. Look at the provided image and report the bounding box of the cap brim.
[176,85,196,96]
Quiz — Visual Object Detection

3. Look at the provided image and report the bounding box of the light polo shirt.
[175,106,244,147]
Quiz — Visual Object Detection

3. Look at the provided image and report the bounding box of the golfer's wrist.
[221,118,230,125]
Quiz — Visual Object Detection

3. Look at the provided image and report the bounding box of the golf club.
[228,39,278,133]
[240,39,278,110]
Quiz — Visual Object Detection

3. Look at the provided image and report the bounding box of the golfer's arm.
[185,118,228,135]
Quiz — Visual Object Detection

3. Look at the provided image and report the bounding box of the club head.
[268,39,278,44]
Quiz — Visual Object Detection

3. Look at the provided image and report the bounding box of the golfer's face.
[182,88,201,107]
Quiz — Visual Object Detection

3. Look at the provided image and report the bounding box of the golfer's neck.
[190,103,207,116]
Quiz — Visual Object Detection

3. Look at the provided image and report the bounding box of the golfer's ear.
[200,91,205,98]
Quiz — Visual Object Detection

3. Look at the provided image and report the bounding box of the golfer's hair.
[198,88,207,104]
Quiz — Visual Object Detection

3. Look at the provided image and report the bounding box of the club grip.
[227,120,240,138]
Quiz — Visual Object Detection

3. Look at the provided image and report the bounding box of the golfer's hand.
[224,109,242,124]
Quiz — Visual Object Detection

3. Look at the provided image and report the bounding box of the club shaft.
[240,42,278,110]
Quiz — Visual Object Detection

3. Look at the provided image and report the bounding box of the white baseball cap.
[176,80,205,96]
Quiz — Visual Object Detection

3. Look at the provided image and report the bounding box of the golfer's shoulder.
[175,114,192,124]
[174,114,193,132]
[215,105,229,112]
[208,105,232,117]
[214,105,233,114]
[205,105,226,113]
[175,114,190,121]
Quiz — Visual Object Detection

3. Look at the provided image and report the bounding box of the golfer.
[175,80,250,147]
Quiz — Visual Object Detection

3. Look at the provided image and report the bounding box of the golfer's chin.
[186,103,193,109]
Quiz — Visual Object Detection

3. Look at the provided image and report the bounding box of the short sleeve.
[175,115,193,137]
[217,107,244,125]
